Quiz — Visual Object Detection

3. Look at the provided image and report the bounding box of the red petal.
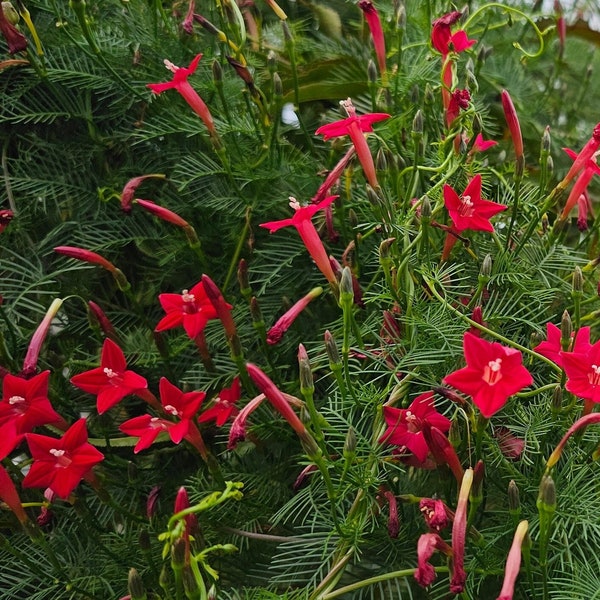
[100,339,127,372]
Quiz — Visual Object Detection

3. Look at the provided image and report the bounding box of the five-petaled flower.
[0,371,65,459]
[198,377,241,426]
[443,332,533,419]
[22,419,104,499]
[71,338,148,414]
[444,174,507,233]
[261,196,339,285]
[431,11,476,57]
[119,378,205,452]
[155,280,219,339]
[379,391,451,462]
[534,323,591,367]
[147,54,219,142]
[316,98,390,189]
[560,337,600,403]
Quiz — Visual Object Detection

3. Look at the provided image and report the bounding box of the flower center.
[288,197,301,211]
[164,59,179,73]
[181,289,198,314]
[163,404,180,417]
[404,410,421,433]
[588,364,600,386]
[150,417,168,430]
[8,395,26,406]
[459,194,475,217]
[103,367,123,386]
[482,358,503,385]
[50,448,72,468]
[340,97,357,118]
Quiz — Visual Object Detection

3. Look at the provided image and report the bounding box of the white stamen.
[8,396,25,405]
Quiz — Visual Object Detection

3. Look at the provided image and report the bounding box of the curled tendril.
[464,3,546,59]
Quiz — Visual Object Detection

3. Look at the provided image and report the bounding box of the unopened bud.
[348,208,359,228]
[481,253,492,277]
[376,148,388,172]
[542,125,551,152]
[324,330,341,367]
[537,474,556,512]
[212,59,223,83]
[448,419,461,447]
[471,460,485,499]
[138,529,152,552]
[237,258,251,298]
[395,2,406,29]
[508,480,520,514]
[282,20,292,42]
[366,183,381,206]
[128,568,147,600]
[541,213,549,233]
[339,266,354,306]
[412,109,423,135]
[560,309,572,350]
[367,59,377,83]
[551,385,563,413]
[182,564,205,599]
[273,72,283,97]
[298,344,314,394]
[2,1,19,25]
[250,296,263,325]
[344,427,357,457]
[546,155,554,176]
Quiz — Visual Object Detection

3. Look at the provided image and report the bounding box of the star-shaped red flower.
[198,377,241,426]
[22,419,104,499]
[443,174,507,233]
[534,323,592,367]
[155,280,219,339]
[0,371,64,459]
[561,338,600,403]
[70,338,148,414]
[443,332,533,418]
[119,377,205,452]
[379,391,451,462]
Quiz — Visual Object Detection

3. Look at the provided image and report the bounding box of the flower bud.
[128,568,147,600]
[375,147,388,172]
[324,330,341,367]
[237,258,251,298]
[339,266,354,306]
[366,183,381,207]
[138,529,152,552]
[298,344,314,395]
[542,125,551,153]
[412,109,423,135]
[481,253,492,277]
[171,538,187,568]
[182,564,206,600]
[367,58,377,83]
[508,479,521,519]
[560,309,572,350]
[420,196,431,219]
[343,427,357,458]
[273,72,283,97]
[2,1,19,25]
[537,475,556,511]
[551,385,563,413]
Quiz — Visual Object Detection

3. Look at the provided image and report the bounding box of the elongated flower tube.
[246,363,315,449]
[358,1,386,81]
[54,246,130,290]
[501,90,524,164]
[558,123,600,189]
[0,464,29,525]
[21,298,63,378]
[261,196,339,286]
[546,412,600,468]
[559,148,600,220]
[316,98,390,189]
[267,287,323,345]
[450,467,473,594]
[147,55,220,145]
[135,199,200,247]
[496,520,529,600]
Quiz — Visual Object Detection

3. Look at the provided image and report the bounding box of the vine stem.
[422,274,563,374]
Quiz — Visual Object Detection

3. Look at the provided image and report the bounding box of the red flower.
[155,280,219,339]
[446,88,471,127]
[419,498,450,532]
[0,371,64,459]
[414,532,452,587]
[470,133,497,153]
[534,323,591,367]
[559,148,600,220]
[260,196,339,285]
[22,419,104,499]
[120,173,166,214]
[147,54,218,141]
[496,521,529,600]
[119,378,205,453]
[70,338,148,414]
[267,287,323,345]
[444,174,507,233]
[379,392,451,462]
[558,123,600,188]
[443,332,533,418]
[431,11,476,57]
[358,1,386,77]
[198,377,241,426]
[501,90,524,162]
[561,338,600,403]
[450,468,473,593]
[316,98,390,188]
[54,246,118,272]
